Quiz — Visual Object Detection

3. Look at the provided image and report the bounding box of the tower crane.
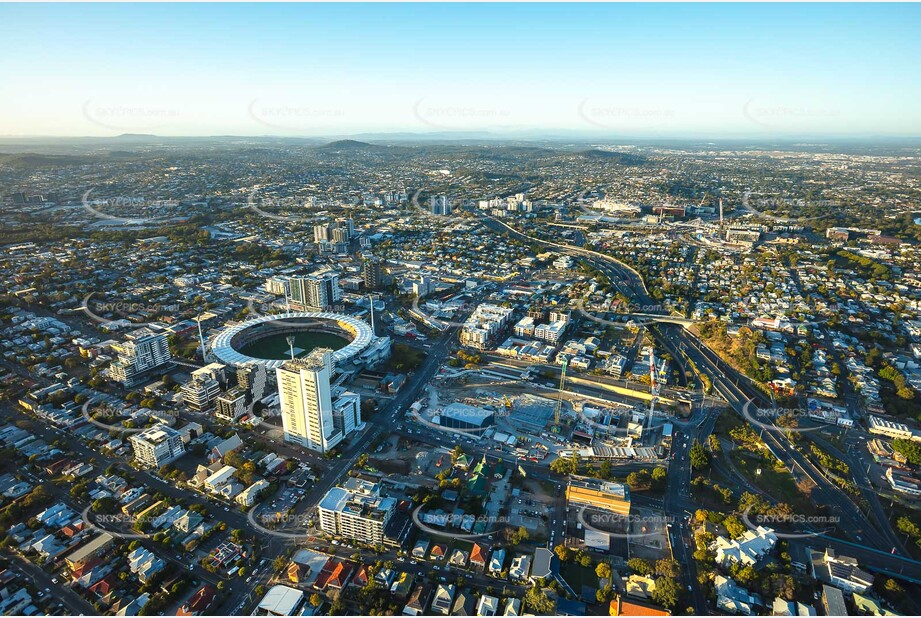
[647,347,661,431]
[553,358,568,433]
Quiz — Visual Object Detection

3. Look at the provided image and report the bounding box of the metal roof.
[210,311,373,370]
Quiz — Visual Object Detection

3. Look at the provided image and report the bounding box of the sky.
[1,2,919,138]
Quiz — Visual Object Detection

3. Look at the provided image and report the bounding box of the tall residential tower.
[275,349,360,453]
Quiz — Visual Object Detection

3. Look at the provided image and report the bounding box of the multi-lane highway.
[480,212,921,607]
[665,323,898,553]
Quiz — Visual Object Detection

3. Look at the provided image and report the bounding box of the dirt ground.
[628,506,671,561]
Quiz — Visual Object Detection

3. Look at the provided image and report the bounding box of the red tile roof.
[177,585,217,616]
[88,574,117,597]
[470,543,489,565]
[610,597,671,616]
[315,558,354,590]
[326,562,353,589]
[351,564,370,587]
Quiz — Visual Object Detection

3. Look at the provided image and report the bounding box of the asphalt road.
[666,323,898,553]
[8,552,97,615]
[237,323,464,611]
[480,214,921,608]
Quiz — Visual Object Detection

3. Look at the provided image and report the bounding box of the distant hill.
[317,139,378,150]
[578,149,647,165]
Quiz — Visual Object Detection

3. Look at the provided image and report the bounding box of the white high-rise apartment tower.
[109,329,172,387]
[275,348,360,453]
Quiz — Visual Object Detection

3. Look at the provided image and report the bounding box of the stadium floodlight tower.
[553,357,568,433]
[647,346,661,431]
[368,294,376,335]
[196,313,213,362]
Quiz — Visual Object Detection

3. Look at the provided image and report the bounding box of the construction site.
[403,346,690,465]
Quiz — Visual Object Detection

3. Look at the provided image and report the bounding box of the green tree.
[708,434,722,454]
[554,544,573,562]
[893,439,921,465]
[550,452,579,475]
[523,585,555,614]
[627,557,654,576]
[723,515,747,539]
[626,469,651,490]
[510,526,530,545]
[650,576,681,610]
[92,496,116,514]
[689,440,709,469]
[595,562,612,580]
[896,516,921,539]
[655,559,680,578]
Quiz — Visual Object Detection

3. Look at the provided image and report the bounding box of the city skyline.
[1,2,920,138]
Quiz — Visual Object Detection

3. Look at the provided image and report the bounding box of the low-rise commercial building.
[566,475,631,516]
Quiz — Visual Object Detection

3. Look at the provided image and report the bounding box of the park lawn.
[690,474,737,512]
[729,450,812,513]
[714,409,746,436]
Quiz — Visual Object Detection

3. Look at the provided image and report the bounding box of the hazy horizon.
[2,3,920,138]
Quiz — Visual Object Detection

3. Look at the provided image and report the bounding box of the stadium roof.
[210,311,373,370]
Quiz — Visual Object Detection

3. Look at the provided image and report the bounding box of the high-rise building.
[459,304,514,350]
[275,349,360,453]
[313,224,331,243]
[237,362,271,402]
[129,424,186,468]
[308,272,341,309]
[412,276,433,298]
[192,362,228,386]
[336,217,355,239]
[181,375,220,411]
[215,387,247,421]
[264,276,290,296]
[332,227,350,244]
[289,276,308,308]
[430,195,452,216]
[289,272,341,310]
[534,321,567,344]
[363,258,382,290]
[109,329,172,387]
[317,478,395,544]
